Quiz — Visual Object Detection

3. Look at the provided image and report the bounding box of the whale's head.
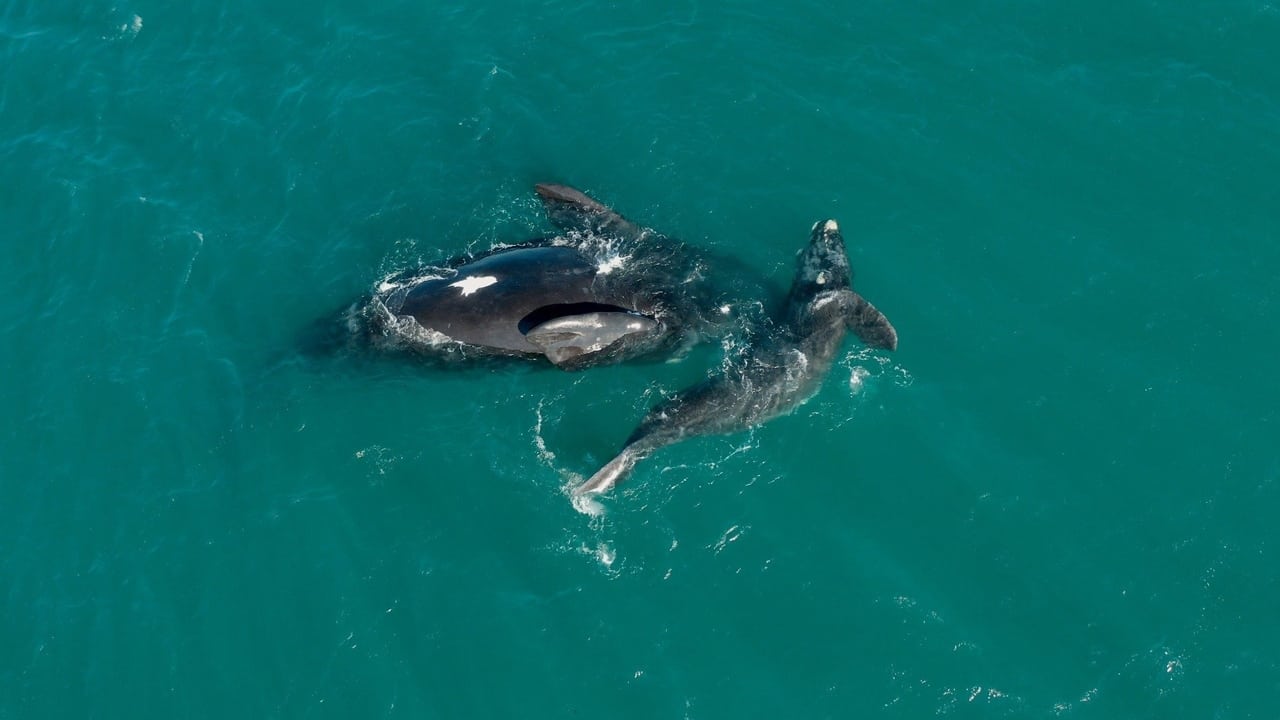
[791,219,852,299]
[788,219,898,350]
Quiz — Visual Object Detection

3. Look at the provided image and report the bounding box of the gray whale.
[574,219,897,497]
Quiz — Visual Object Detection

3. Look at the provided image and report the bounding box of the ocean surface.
[3,1,1278,717]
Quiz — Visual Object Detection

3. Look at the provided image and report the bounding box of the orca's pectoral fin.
[847,292,898,351]
[534,183,646,240]
[525,311,659,369]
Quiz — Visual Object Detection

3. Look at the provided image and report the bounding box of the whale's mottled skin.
[361,184,730,370]
[574,219,896,497]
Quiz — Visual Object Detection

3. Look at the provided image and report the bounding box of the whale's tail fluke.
[574,445,649,497]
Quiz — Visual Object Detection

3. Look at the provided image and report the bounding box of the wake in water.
[530,398,604,516]
[844,344,914,391]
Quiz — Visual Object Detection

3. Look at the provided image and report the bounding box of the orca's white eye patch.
[449,275,499,296]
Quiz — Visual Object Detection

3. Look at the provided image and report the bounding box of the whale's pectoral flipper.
[534,183,646,241]
[846,292,898,351]
[525,311,661,369]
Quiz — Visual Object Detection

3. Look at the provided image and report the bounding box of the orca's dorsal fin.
[525,311,660,369]
[534,183,647,241]
[847,292,898,351]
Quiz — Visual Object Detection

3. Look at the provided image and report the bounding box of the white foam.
[181,231,204,288]
[849,366,870,394]
[596,255,628,275]
[108,14,143,40]
[532,401,556,464]
[380,312,455,347]
[595,543,615,568]
[572,493,605,517]
[374,269,447,295]
[711,525,747,554]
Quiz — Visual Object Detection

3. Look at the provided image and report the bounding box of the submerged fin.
[534,183,646,240]
[525,311,660,368]
[847,292,898,350]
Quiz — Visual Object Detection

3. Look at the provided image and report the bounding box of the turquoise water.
[3,1,1278,717]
